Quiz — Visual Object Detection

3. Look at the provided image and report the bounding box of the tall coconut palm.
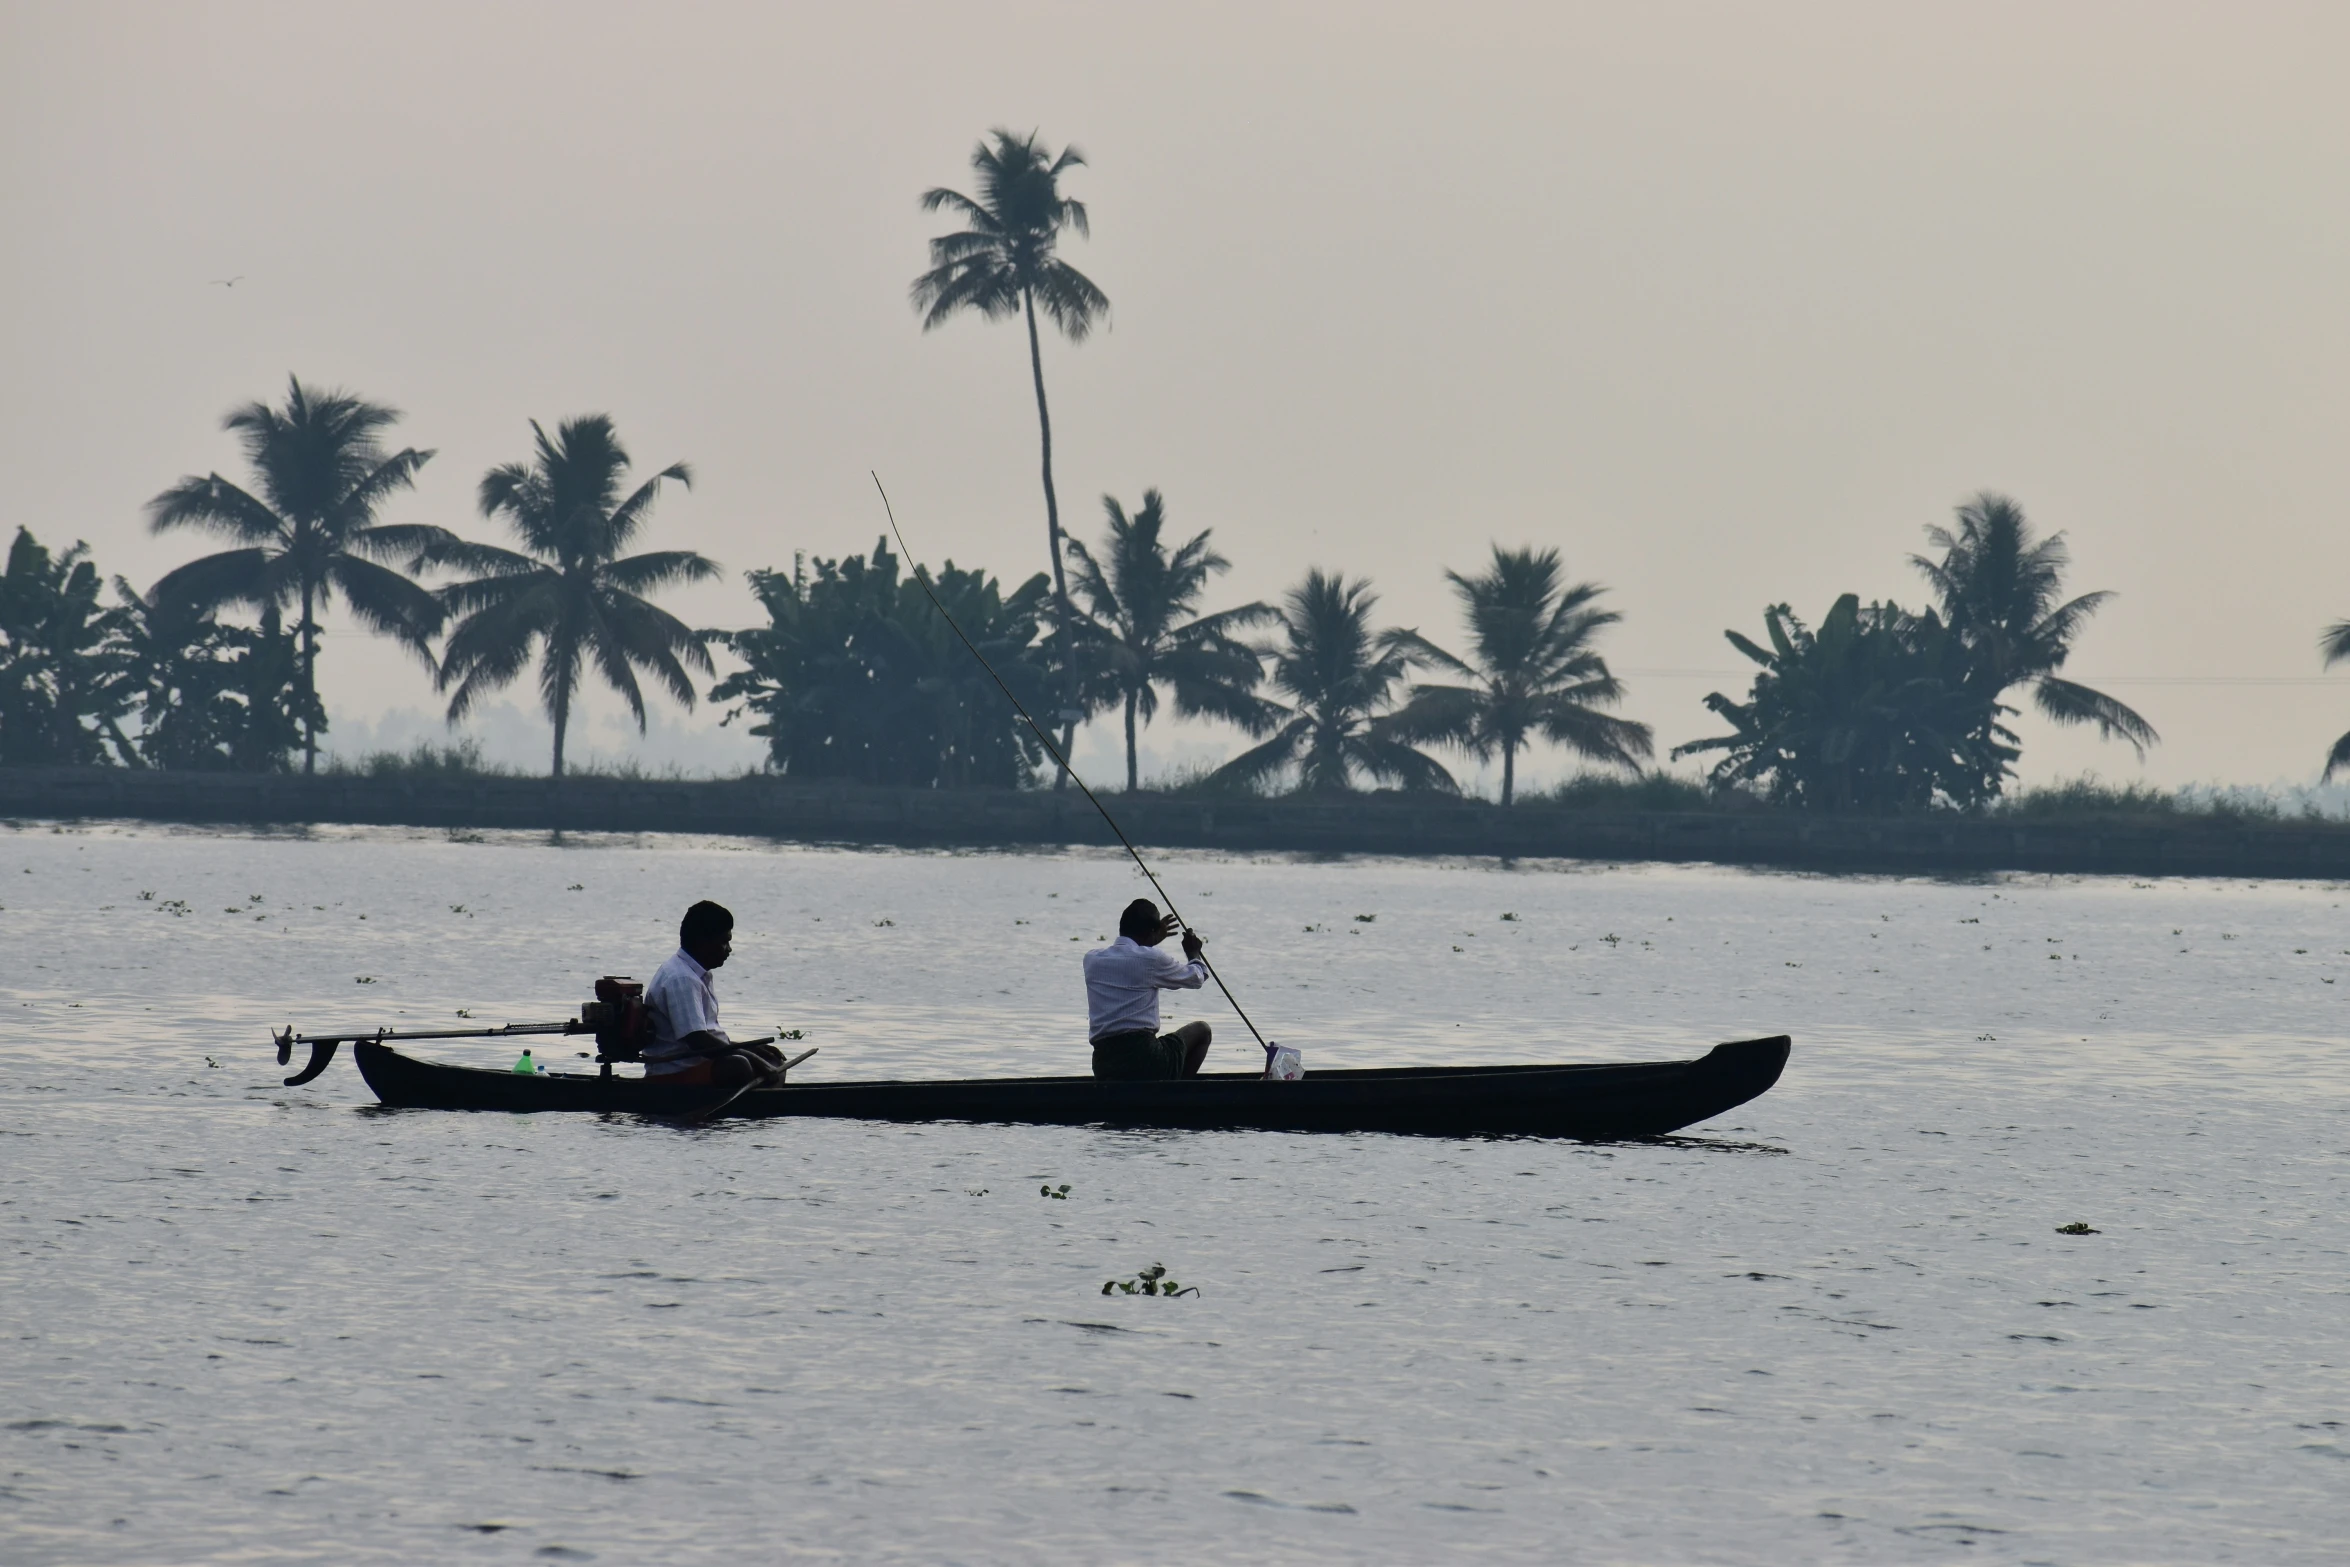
[146,376,446,773]
[912,128,1108,777]
[1062,489,1277,790]
[1912,492,2156,758]
[1386,545,1653,805]
[430,416,718,778]
[1209,571,1454,794]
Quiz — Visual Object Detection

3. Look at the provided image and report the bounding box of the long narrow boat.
[346,1036,1790,1139]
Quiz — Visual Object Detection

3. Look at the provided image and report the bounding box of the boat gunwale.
[377,1037,1790,1095]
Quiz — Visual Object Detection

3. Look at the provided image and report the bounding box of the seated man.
[643,900,785,1090]
[1083,898,1213,1081]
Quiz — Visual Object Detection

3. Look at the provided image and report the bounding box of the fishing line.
[870,471,1277,1061]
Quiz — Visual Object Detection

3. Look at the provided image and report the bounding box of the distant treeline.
[0,437,2174,813]
[15,126,2336,811]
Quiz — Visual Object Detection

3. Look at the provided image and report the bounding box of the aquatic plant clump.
[1102,1262,1196,1298]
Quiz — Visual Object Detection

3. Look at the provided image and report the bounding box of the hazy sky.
[5,1,2347,788]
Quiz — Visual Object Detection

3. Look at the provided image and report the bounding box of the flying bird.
[209,276,243,287]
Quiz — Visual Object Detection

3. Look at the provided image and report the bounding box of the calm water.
[3,822,2346,1564]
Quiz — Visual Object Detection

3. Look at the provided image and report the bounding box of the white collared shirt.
[644,947,728,1074]
[1082,935,1207,1041]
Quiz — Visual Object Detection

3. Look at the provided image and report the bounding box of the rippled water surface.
[4,821,2347,1563]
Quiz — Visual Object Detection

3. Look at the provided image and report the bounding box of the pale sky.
[5,1,2347,790]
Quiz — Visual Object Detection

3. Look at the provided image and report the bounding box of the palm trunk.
[298,580,318,776]
[550,688,568,781]
[1124,691,1139,791]
[1023,287,1076,791]
[1501,740,1515,807]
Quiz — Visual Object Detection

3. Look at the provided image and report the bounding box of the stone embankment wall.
[6,765,2349,881]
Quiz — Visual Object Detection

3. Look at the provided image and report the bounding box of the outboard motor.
[582,977,650,1077]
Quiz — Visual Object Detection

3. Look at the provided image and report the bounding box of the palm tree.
[2316,624,2350,778]
[1209,571,1454,794]
[1062,489,1277,790]
[430,416,718,778]
[146,376,446,773]
[912,128,1108,776]
[1386,545,1652,805]
[1912,492,2156,759]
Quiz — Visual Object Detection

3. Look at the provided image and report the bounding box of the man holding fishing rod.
[874,473,1282,1080]
[1084,898,1216,1080]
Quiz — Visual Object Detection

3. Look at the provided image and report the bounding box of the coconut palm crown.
[1386,545,1653,805]
[1208,570,1454,794]
[1062,489,1278,790]
[146,376,448,772]
[1912,492,2155,758]
[912,128,1108,775]
[429,416,717,778]
[2316,623,2350,778]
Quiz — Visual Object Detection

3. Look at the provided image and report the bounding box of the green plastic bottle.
[512,1048,537,1074]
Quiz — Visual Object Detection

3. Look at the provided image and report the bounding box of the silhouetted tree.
[430,416,716,778]
[714,539,1053,787]
[146,376,447,773]
[1673,594,2005,811]
[109,588,310,771]
[1914,492,2155,758]
[1062,490,1276,790]
[0,528,136,765]
[2317,623,2350,778]
[912,129,1108,779]
[1209,571,1453,794]
[1386,545,1651,804]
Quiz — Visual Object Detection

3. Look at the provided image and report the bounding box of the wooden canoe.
[348,1035,1789,1139]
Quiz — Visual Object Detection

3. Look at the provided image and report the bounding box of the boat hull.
[351,1036,1790,1139]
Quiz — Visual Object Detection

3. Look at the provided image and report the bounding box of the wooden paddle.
[676,1046,819,1123]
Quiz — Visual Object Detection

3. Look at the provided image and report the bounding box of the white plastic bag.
[1262,1045,1304,1081]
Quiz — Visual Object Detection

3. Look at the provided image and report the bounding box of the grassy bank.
[11,764,2350,881]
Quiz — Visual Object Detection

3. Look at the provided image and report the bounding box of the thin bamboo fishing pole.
[871,472,1279,1061]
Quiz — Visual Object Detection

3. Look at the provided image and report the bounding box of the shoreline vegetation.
[12,763,2350,881]
[325,744,2350,828]
[7,131,2346,806]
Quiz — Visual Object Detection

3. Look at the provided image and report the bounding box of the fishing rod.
[871,472,1279,1063]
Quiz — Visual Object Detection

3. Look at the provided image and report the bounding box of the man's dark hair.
[680,900,735,949]
[1118,898,1161,941]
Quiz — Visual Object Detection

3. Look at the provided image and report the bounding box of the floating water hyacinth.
[1353,913,1376,923]
[1039,1183,1070,1200]
[2055,1221,2100,1235]
[1103,1263,1197,1298]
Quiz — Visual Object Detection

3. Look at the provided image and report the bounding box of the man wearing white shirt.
[644,900,784,1089]
[1083,898,1213,1080]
